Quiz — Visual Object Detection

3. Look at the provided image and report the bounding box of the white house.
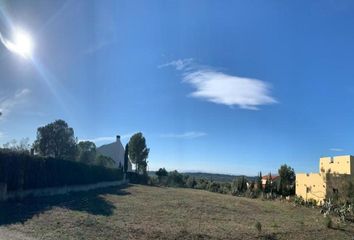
[96,135,132,171]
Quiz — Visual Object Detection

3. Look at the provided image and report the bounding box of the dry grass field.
[0,184,353,240]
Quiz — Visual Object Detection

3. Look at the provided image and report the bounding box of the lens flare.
[0,28,34,58]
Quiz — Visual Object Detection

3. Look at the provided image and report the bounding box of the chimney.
[116,135,121,142]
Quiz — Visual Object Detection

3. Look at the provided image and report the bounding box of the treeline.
[151,165,296,198]
[0,119,129,192]
[2,120,117,168]
[0,151,123,192]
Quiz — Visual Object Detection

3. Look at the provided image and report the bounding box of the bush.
[0,151,123,192]
[254,221,262,234]
[186,176,197,188]
[195,178,209,190]
[167,170,185,187]
[126,172,149,184]
[324,216,333,228]
[294,196,305,206]
[220,182,231,194]
[307,198,318,207]
[208,182,221,193]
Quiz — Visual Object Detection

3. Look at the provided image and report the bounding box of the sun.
[12,29,34,58]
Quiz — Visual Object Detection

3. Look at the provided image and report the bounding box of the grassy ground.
[0,184,353,240]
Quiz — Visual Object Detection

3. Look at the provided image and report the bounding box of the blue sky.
[1,0,354,175]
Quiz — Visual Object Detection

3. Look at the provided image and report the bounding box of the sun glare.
[5,28,35,58]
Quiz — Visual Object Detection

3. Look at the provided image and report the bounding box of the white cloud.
[160,59,277,110]
[0,89,31,119]
[329,148,344,152]
[158,58,194,70]
[160,131,207,139]
[80,133,133,144]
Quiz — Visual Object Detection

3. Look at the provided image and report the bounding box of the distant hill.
[182,172,256,182]
[148,171,256,183]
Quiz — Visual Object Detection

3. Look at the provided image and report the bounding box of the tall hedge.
[0,151,123,192]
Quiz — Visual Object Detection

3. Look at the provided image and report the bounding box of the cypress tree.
[124,143,129,173]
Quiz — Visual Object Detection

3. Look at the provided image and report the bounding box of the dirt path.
[0,227,37,240]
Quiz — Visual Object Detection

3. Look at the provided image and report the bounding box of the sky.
[1,0,354,175]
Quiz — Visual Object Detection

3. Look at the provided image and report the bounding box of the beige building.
[296,155,354,204]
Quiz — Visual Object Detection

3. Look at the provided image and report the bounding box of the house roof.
[262,175,279,180]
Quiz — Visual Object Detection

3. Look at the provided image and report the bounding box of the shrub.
[254,221,262,234]
[167,170,185,187]
[186,176,197,188]
[294,196,305,206]
[232,176,247,195]
[126,172,149,184]
[307,198,318,207]
[0,151,123,192]
[220,182,231,194]
[208,182,221,193]
[155,168,168,182]
[324,216,333,228]
[195,178,209,190]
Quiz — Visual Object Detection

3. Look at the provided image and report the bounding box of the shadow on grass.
[0,184,131,226]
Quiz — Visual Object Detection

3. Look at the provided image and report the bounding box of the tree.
[186,176,197,188]
[2,138,31,153]
[77,141,96,165]
[128,132,149,174]
[257,171,263,191]
[167,170,185,187]
[124,143,129,173]
[264,173,272,194]
[33,120,77,160]
[232,176,247,194]
[155,168,168,182]
[95,155,115,168]
[278,164,296,196]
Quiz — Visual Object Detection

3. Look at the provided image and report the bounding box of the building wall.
[295,173,326,204]
[96,136,132,171]
[319,155,353,175]
[296,155,354,204]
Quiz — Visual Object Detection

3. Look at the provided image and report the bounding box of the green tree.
[257,171,263,191]
[2,138,31,153]
[77,141,96,165]
[232,176,248,194]
[128,132,149,174]
[95,155,115,168]
[155,168,168,182]
[33,120,77,160]
[167,170,185,187]
[278,164,296,196]
[264,173,272,194]
[186,176,197,188]
[124,144,129,173]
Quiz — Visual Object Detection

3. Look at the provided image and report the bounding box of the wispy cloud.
[158,58,194,70]
[160,59,277,110]
[160,131,207,139]
[329,148,344,152]
[0,89,31,119]
[80,133,133,144]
